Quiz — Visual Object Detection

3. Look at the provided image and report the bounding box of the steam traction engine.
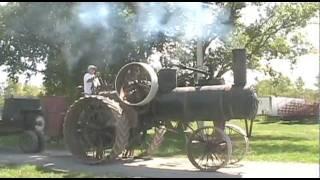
[63,49,258,171]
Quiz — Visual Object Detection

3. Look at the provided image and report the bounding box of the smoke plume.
[133,2,232,41]
[5,2,234,72]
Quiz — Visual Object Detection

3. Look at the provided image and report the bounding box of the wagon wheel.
[63,96,129,165]
[225,124,249,164]
[19,130,45,153]
[187,126,232,172]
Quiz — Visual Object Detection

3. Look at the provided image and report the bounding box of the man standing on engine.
[83,65,100,95]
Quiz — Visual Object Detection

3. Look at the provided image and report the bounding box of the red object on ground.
[40,96,68,138]
[278,100,319,119]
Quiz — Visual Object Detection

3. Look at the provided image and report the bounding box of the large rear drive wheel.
[63,96,129,164]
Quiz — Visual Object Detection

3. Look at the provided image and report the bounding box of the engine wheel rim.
[115,62,159,106]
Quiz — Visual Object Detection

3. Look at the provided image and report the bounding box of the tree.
[315,76,320,89]
[0,2,156,99]
[0,2,52,81]
[0,2,318,98]
[255,75,319,102]
[0,80,44,107]
[141,2,319,84]
[204,2,319,79]
[255,74,294,97]
[3,81,44,97]
[295,76,305,92]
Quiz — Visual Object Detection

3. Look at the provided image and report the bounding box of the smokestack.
[232,49,247,87]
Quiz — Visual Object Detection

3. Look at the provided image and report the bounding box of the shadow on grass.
[0,154,242,178]
[249,135,310,141]
[256,117,318,125]
[249,143,319,155]
[0,163,95,178]
[257,120,279,124]
[40,168,94,178]
[278,119,319,125]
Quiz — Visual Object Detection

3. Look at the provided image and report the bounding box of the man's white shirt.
[83,73,95,95]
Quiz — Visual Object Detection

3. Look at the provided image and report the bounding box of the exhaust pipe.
[232,49,247,87]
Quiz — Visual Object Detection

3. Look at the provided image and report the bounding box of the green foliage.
[43,50,73,97]
[255,75,319,102]
[235,3,318,69]
[3,81,43,97]
[0,2,157,99]
[154,120,319,163]
[0,80,44,107]
[150,2,319,81]
[0,2,318,98]
[295,76,305,92]
[0,3,51,81]
[0,164,118,178]
[0,165,66,178]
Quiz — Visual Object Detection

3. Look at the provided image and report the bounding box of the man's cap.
[88,65,97,71]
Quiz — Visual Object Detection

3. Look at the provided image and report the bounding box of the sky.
[222,28,319,90]
[0,2,319,90]
[233,3,319,90]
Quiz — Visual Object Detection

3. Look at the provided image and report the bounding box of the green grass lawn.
[0,163,126,178]
[0,119,318,163]
[231,119,319,163]
[0,164,96,178]
[153,119,319,163]
[0,118,318,178]
[0,135,19,146]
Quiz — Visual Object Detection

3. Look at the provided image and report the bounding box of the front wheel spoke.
[197,152,207,167]
[205,153,210,169]
[187,126,230,171]
[212,152,223,164]
[209,153,215,167]
[96,139,104,159]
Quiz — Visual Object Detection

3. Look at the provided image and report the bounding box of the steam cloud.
[73,2,233,41]
[5,2,233,71]
[133,2,232,41]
